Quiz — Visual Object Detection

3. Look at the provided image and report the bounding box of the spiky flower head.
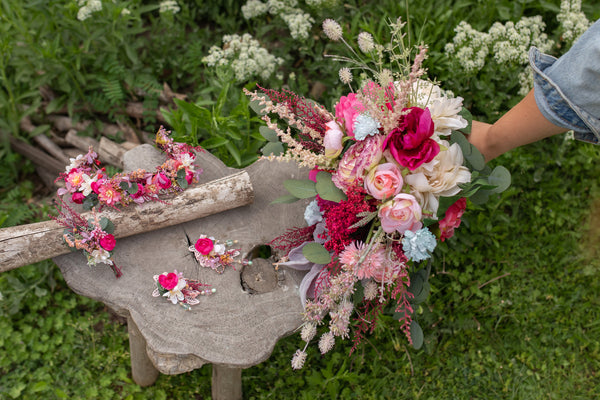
[358,32,375,53]
[323,19,343,41]
[291,349,307,370]
[338,67,353,84]
[319,331,335,354]
[301,323,317,342]
[363,280,379,301]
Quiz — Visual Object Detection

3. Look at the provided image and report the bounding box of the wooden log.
[98,136,126,169]
[9,135,65,174]
[65,129,99,152]
[33,134,70,164]
[0,171,254,272]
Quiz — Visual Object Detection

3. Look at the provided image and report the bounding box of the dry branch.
[0,171,254,272]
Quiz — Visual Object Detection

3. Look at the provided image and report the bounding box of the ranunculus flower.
[383,107,439,170]
[195,237,214,255]
[378,193,423,234]
[439,197,467,241]
[158,272,179,290]
[99,234,116,251]
[323,120,344,158]
[154,172,172,189]
[364,162,404,200]
[332,135,384,192]
[185,169,194,185]
[334,93,365,138]
[98,183,122,206]
[71,192,85,204]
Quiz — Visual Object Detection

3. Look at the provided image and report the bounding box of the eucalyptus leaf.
[469,188,491,204]
[262,141,284,156]
[271,194,301,204]
[283,179,317,199]
[127,182,138,195]
[458,107,473,134]
[259,125,279,142]
[99,217,115,234]
[249,93,268,116]
[488,165,511,193]
[410,320,424,349]
[302,242,332,264]
[315,171,347,202]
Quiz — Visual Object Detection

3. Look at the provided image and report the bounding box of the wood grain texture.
[54,145,310,373]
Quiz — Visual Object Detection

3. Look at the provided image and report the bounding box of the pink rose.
[334,93,365,139]
[185,170,194,185]
[378,193,423,234]
[383,107,439,170]
[154,172,172,189]
[364,162,404,200]
[99,234,116,251]
[439,197,467,241]
[71,192,85,204]
[332,135,384,192]
[158,272,178,290]
[323,120,344,158]
[195,237,214,255]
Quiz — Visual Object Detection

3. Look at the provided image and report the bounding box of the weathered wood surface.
[0,165,254,272]
[53,144,310,377]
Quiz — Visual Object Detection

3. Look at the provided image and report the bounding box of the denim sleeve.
[529,19,600,144]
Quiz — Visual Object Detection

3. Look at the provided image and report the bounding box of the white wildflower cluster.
[557,0,590,45]
[445,17,553,74]
[77,0,102,21]
[203,33,284,82]
[241,0,319,40]
[159,0,180,14]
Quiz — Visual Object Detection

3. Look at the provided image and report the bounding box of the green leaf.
[283,179,317,199]
[488,165,511,193]
[271,194,300,204]
[225,141,242,166]
[261,141,284,156]
[127,182,138,195]
[410,320,424,349]
[30,124,51,136]
[315,171,347,203]
[302,242,332,264]
[259,126,279,142]
[174,98,211,121]
[201,136,229,149]
[469,189,491,204]
[99,217,114,234]
[451,131,485,171]
[458,107,473,134]
[177,169,188,189]
[248,93,268,116]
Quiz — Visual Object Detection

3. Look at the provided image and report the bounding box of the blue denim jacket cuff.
[529,46,600,144]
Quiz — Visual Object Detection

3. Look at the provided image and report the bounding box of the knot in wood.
[241,258,278,294]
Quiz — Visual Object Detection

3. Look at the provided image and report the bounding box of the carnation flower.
[353,113,381,141]
[402,228,437,262]
[304,199,323,226]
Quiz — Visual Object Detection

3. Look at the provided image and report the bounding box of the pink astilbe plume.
[257,85,330,152]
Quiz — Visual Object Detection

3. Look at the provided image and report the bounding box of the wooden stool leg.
[212,364,242,400]
[127,317,160,387]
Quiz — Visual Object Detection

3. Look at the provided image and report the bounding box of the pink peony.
[154,172,172,189]
[334,93,365,139]
[332,135,384,192]
[364,162,404,200]
[378,193,423,234]
[323,120,344,158]
[71,192,85,204]
[195,237,214,255]
[439,197,467,241]
[99,234,116,251]
[158,272,179,290]
[383,107,439,170]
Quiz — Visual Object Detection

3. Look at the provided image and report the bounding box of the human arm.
[468,89,567,162]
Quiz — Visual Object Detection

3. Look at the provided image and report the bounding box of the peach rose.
[364,162,404,200]
[378,193,422,234]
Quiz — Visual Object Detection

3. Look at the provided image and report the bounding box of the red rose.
[99,234,116,251]
[383,107,439,170]
[439,198,467,241]
[71,192,85,204]
[158,272,178,290]
[195,237,214,255]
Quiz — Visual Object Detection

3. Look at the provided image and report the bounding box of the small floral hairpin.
[189,235,246,274]
[152,270,216,310]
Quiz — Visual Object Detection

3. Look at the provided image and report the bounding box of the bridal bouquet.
[245,17,510,369]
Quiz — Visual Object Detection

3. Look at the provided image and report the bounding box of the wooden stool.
[53,145,310,399]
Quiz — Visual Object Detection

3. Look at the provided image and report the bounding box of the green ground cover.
[1,0,599,398]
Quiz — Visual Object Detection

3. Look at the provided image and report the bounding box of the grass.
[1,0,600,399]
